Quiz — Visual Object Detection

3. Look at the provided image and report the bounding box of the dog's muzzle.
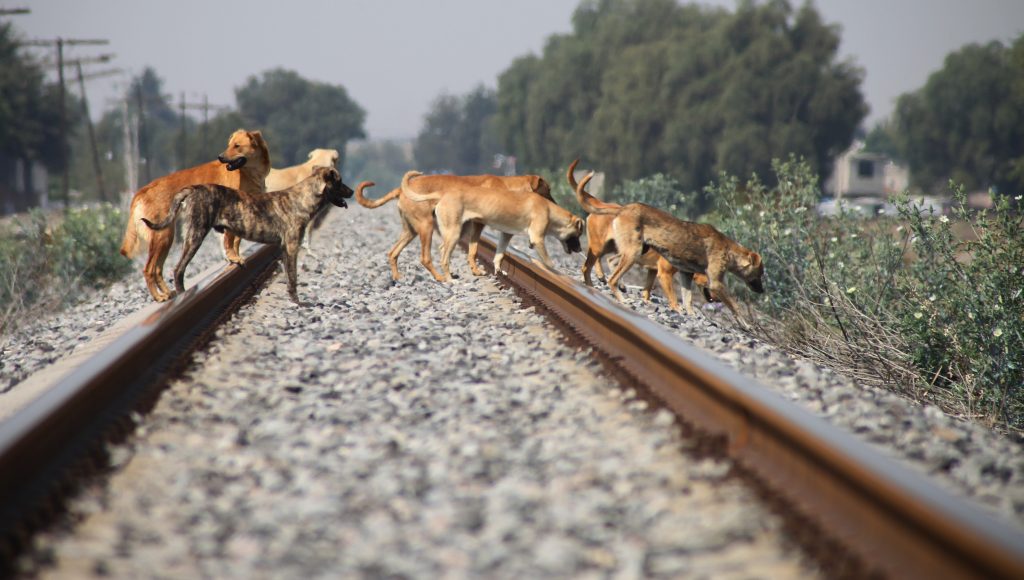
[563,235,582,254]
[326,182,354,208]
[748,279,765,294]
[218,155,247,171]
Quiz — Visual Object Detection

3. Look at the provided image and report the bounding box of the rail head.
[474,232,1024,580]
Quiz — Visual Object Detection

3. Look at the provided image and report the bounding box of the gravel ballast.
[12,207,815,578]
[2,194,1024,573]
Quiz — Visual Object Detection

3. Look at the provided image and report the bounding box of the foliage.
[0,204,132,335]
[496,0,866,196]
[611,173,699,219]
[414,86,500,174]
[0,22,78,212]
[236,68,366,167]
[892,34,1024,195]
[345,139,414,195]
[708,157,1024,430]
[893,185,1024,426]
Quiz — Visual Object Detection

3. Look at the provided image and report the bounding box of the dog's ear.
[750,252,762,269]
[248,131,268,156]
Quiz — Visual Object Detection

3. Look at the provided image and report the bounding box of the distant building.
[820,141,912,217]
[824,141,908,198]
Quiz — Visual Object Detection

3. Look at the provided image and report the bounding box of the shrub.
[0,205,132,336]
[893,185,1024,426]
[706,156,1024,430]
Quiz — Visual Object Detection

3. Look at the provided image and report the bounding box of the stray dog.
[576,171,764,319]
[120,129,271,302]
[356,173,553,281]
[265,148,340,255]
[400,171,582,280]
[141,167,354,304]
[569,160,714,315]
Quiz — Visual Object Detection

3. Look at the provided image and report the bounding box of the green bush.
[1,205,133,336]
[705,156,1024,430]
[611,173,700,220]
[893,185,1024,426]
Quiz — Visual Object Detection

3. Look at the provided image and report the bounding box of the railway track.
[1,213,1023,578]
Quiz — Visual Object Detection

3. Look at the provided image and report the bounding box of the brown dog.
[141,167,354,304]
[120,129,271,301]
[576,171,764,319]
[568,160,714,315]
[356,173,552,281]
[400,171,582,280]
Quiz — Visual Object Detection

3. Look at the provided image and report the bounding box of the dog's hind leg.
[416,219,446,282]
[581,250,600,286]
[144,228,175,302]
[172,227,208,295]
[465,221,487,276]
[387,217,417,280]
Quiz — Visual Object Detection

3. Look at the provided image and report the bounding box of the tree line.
[417,0,1024,200]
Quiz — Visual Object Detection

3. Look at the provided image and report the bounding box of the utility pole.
[23,37,110,210]
[135,82,151,184]
[73,62,121,203]
[178,94,227,168]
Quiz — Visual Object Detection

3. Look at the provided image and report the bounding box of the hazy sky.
[15,0,1024,141]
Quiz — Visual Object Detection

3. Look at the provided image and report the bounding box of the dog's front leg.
[223,231,245,265]
[283,242,301,303]
[677,272,694,316]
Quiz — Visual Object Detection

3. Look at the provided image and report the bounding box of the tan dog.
[569,160,713,315]
[400,171,582,280]
[356,173,553,281]
[141,167,354,304]
[265,148,340,254]
[576,171,764,319]
[120,129,271,301]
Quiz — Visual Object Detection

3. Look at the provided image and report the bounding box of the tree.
[235,68,366,167]
[0,22,75,211]
[414,86,499,174]
[495,0,865,199]
[893,35,1024,195]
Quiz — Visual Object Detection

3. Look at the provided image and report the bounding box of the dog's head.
[557,215,585,254]
[307,148,340,168]
[738,251,765,294]
[218,129,269,173]
[315,166,354,208]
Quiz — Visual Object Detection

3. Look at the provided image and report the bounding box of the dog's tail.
[140,187,193,231]
[355,180,398,208]
[399,170,440,203]
[119,203,142,258]
[566,158,581,190]
[576,171,622,216]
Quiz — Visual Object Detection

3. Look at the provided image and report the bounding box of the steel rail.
[472,233,1024,580]
[0,244,280,550]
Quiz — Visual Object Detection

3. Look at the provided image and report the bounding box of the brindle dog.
[142,166,355,303]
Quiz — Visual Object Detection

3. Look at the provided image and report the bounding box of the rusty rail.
[473,233,1024,580]
[0,244,280,549]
